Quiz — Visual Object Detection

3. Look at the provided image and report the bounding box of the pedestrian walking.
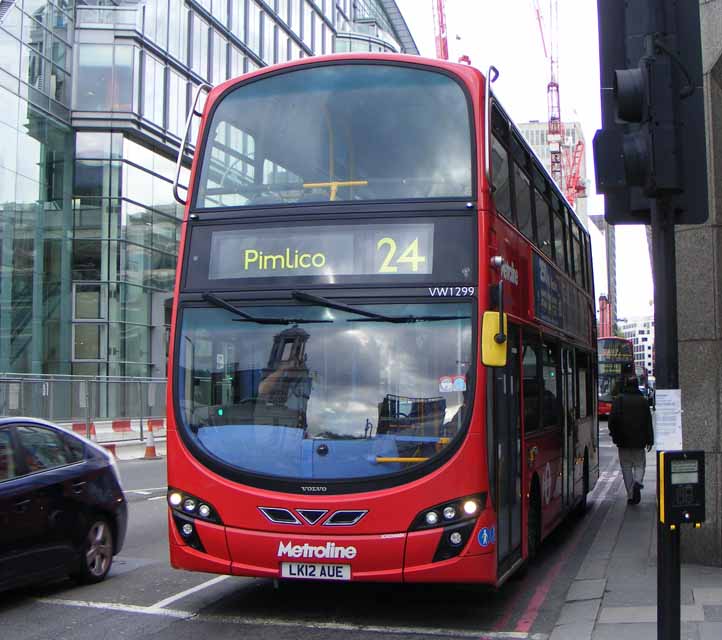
[608,373,654,505]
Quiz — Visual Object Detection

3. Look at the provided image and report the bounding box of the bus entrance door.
[562,348,576,507]
[492,325,522,572]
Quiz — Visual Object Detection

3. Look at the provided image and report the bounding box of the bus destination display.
[208,224,434,279]
[598,341,634,360]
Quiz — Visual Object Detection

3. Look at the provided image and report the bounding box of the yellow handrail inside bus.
[375,456,429,464]
[303,180,368,201]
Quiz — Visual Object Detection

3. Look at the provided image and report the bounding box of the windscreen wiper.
[291,291,469,324]
[202,293,331,325]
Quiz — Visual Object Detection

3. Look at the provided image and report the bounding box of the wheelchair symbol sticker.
[478,526,496,547]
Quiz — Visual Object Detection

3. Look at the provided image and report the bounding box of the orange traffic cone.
[142,421,161,460]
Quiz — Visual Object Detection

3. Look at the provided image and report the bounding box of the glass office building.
[0,1,417,388]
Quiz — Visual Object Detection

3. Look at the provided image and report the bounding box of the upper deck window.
[194,63,473,209]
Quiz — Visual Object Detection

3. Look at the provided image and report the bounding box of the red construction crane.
[432,0,449,60]
[532,0,587,206]
[563,139,585,206]
[533,0,564,189]
[432,1,471,64]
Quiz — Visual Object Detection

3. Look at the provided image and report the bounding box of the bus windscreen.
[194,64,473,208]
[177,301,473,481]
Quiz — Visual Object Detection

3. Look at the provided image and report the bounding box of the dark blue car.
[0,417,127,591]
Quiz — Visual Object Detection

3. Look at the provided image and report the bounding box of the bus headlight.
[409,493,486,531]
[167,488,222,524]
[462,500,479,515]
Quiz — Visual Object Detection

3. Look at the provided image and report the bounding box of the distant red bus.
[597,337,634,417]
[166,53,598,585]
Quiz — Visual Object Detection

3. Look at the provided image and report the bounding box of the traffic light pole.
[651,196,678,391]
[651,196,680,640]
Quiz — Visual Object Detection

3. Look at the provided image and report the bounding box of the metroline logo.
[277,541,358,560]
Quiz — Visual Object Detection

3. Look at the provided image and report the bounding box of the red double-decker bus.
[166,53,598,585]
[597,337,634,417]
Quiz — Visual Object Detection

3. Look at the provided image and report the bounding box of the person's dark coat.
[608,388,654,449]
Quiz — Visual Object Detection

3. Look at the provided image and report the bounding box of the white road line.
[148,496,166,501]
[38,598,191,619]
[150,575,231,609]
[125,486,167,494]
[36,598,547,639]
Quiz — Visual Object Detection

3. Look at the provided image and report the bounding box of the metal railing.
[0,374,167,443]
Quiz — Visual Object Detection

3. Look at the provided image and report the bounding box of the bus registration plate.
[281,562,351,580]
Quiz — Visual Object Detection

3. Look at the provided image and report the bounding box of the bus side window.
[572,223,584,287]
[522,336,541,433]
[534,186,552,259]
[552,196,567,272]
[491,135,513,223]
[542,342,560,427]
[576,351,591,419]
[584,234,593,293]
[513,162,534,241]
[566,208,576,281]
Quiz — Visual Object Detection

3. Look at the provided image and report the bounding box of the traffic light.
[593,0,708,225]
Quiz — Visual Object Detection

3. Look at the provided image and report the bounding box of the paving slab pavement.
[548,447,722,640]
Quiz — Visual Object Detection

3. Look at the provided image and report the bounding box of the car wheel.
[73,517,114,584]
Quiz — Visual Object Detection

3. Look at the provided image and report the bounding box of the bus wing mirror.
[482,311,508,367]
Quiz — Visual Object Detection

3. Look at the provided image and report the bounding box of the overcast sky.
[396,0,654,319]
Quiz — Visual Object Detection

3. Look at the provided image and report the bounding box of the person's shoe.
[627,497,634,504]
[632,482,642,505]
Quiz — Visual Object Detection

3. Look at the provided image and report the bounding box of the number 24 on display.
[376,237,426,273]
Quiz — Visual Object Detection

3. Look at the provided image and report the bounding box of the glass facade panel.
[302,0,312,47]
[76,44,134,112]
[213,0,229,27]
[74,283,103,320]
[1,0,415,388]
[192,15,209,76]
[143,53,165,126]
[212,31,228,84]
[75,44,112,110]
[168,70,187,138]
[74,323,103,360]
[262,12,274,62]
[0,96,73,375]
[248,0,260,54]
[231,0,245,40]
[168,2,188,62]
[230,46,245,77]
